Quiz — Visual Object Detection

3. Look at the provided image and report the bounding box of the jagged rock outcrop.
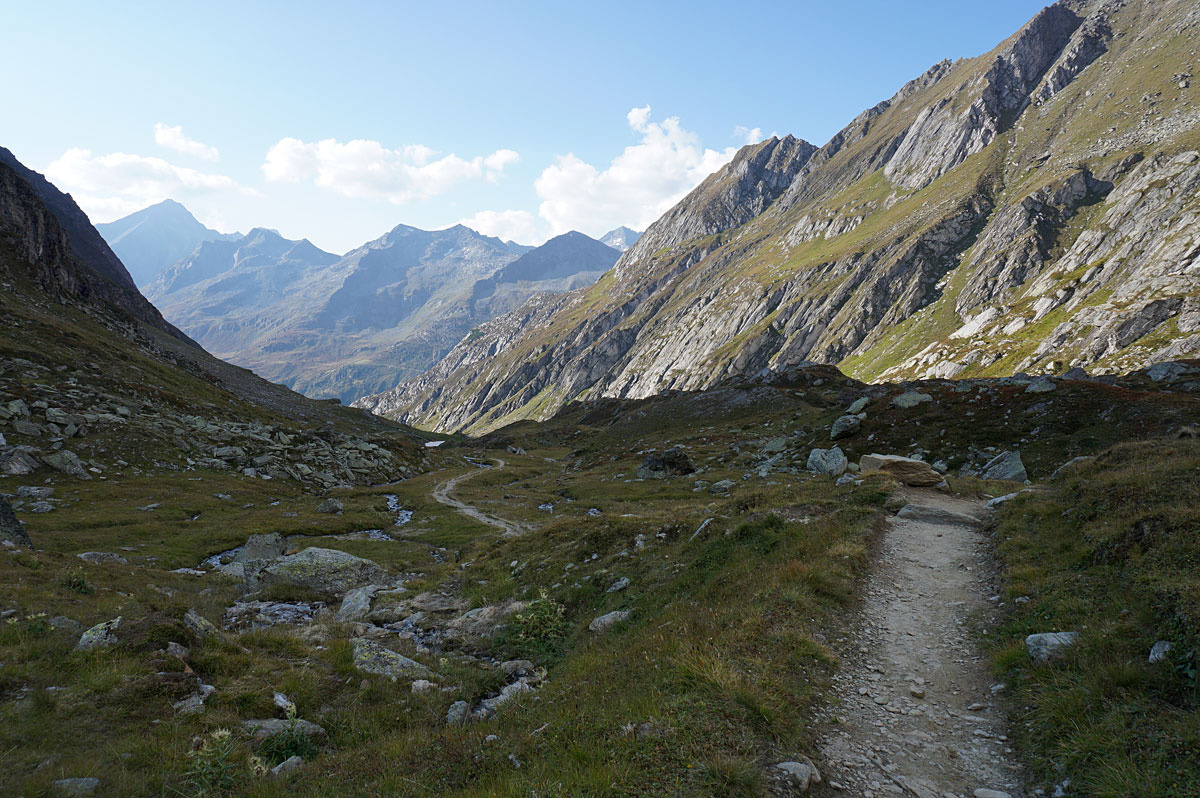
[358,0,1200,434]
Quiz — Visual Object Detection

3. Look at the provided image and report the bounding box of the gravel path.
[431,458,524,537]
[816,489,1025,798]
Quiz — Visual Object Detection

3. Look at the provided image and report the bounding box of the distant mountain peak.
[97,200,238,287]
[599,226,642,252]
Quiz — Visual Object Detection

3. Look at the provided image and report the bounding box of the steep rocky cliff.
[358,0,1200,434]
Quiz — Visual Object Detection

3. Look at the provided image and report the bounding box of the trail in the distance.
[431,457,524,537]
[816,489,1025,798]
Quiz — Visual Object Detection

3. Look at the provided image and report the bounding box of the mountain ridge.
[356,0,1200,434]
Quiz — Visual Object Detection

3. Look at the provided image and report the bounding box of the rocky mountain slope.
[148,224,616,404]
[0,147,424,489]
[97,199,239,287]
[358,0,1200,434]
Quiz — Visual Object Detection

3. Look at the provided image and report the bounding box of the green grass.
[991,439,1200,797]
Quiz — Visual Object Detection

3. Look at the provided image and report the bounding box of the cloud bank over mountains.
[42,109,761,246]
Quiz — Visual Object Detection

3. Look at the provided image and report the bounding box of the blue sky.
[3,0,1050,252]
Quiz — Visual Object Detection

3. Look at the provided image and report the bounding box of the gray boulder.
[981,450,1028,481]
[830,415,861,440]
[775,757,822,792]
[315,498,344,514]
[846,397,870,414]
[351,637,431,679]
[75,617,121,651]
[891,391,932,409]
[243,717,326,741]
[42,450,90,479]
[247,547,388,597]
[1025,375,1057,393]
[447,700,470,726]
[77,551,128,565]
[336,585,380,622]
[1026,631,1079,664]
[51,778,100,796]
[235,533,289,563]
[709,479,736,494]
[589,609,631,634]
[183,608,224,640]
[0,496,31,546]
[806,447,847,476]
[1,450,40,475]
[1149,640,1173,663]
[859,453,942,487]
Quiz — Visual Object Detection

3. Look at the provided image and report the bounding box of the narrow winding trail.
[431,458,524,537]
[817,490,1025,798]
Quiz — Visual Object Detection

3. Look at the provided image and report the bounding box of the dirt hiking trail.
[431,458,525,537]
[817,489,1025,798]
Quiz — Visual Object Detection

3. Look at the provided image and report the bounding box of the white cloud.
[457,209,539,245]
[261,137,519,203]
[45,148,247,222]
[153,123,219,161]
[734,125,764,145]
[533,106,743,237]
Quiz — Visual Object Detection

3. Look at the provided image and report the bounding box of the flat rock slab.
[860,454,943,487]
[897,503,983,527]
[351,637,432,679]
[242,717,327,741]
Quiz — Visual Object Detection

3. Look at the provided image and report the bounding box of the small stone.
[776,757,822,791]
[77,551,128,565]
[166,641,189,659]
[75,617,122,651]
[242,718,326,741]
[974,790,1011,798]
[980,450,1028,482]
[1149,640,1173,663]
[51,777,100,796]
[909,685,926,699]
[315,498,344,514]
[1026,631,1079,664]
[709,479,736,494]
[606,576,630,593]
[183,608,224,640]
[847,397,870,414]
[271,755,304,776]
[411,679,438,693]
[447,700,470,726]
[589,609,632,634]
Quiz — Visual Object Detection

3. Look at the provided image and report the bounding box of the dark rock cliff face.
[359,0,1200,433]
[0,149,188,340]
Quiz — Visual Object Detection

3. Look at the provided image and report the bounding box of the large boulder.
[806,447,847,476]
[980,450,1028,481]
[246,547,388,598]
[859,454,943,487]
[636,448,695,479]
[1,450,39,476]
[0,496,32,546]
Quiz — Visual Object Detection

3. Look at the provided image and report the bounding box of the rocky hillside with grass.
[148,224,618,404]
[360,0,1200,434]
[0,149,426,491]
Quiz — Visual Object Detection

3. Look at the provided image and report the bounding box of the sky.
[2,0,1050,253]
